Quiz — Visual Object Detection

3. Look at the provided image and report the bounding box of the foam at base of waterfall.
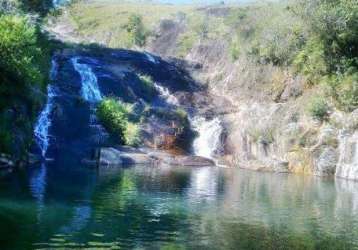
[71,57,102,103]
[191,117,223,159]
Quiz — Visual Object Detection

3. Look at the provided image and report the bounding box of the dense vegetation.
[97,98,140,146]
[190,0,357,114]
[0,0,52,158]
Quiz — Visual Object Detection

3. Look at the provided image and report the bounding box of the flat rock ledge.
[96,147,216,167]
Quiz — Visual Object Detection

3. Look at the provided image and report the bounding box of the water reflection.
[29,163,47,223]
[187,167,219,202]
[1,166,358,249]
[60,205,91,234]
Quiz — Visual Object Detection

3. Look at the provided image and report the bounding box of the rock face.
[146,18,358,181]
[98,147,215,167]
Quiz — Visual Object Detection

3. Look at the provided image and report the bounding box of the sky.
[133,0,255,5]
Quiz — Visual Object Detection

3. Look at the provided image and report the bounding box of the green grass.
[138,74,157,100]
[67,1,193,48]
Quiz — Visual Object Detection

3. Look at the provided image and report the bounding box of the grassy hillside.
[66,1,192,47]
[61,0,357,115]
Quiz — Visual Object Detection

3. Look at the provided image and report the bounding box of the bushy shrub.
[0,15,42,89]
[291,0,358,111]
[293,38,327,84]
[308,96,330,121]
[326,72,358,112]
[124,122,140,146]
[125,14,147,47]
[97,98,141,146]
[229,38,240,61]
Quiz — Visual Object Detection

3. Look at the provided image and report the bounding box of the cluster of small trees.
[0,0,51,154]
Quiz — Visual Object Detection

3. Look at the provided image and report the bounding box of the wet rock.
[0,154,14,169]
[98,147,215,167]
[28,153,41,165]
[148,151,215,167]
[312,146,338,176]
[273,160,290,173]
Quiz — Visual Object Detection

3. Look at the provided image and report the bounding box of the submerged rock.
[97,147,215,167]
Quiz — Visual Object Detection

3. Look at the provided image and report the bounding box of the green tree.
[125,14,147,47]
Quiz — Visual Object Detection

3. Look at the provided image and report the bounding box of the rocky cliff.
[147,15,358,181]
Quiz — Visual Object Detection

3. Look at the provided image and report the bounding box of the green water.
[1,164,358,249]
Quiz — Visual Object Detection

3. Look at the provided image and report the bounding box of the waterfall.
[154,82,179,106]
[71,57,102,103]
[145,52,158,64]
[191,117,223,159]
[336,131,358,180]
[34,59,58,158]
[153,80,223,160]
[52,0,70,8]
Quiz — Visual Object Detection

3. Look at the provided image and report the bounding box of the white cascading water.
[71,57,102,103]
[191,116,223,159]
[52,0,70,8]
[34,59,58,158]
[153,80,223,160]
[145,52,158,64]
[335,131,358,180]
[154,82,179,106]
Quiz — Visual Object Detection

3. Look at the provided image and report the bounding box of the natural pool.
[1,163,358,249]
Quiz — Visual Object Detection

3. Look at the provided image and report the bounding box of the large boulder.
[98,147,154,166]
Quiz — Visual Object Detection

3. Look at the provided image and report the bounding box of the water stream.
[153,80,223,159]
[71,57,102,103]
[144,51,159,64]
[191,116,223,159]
[153,82,179,106]
[34,59,58,158]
